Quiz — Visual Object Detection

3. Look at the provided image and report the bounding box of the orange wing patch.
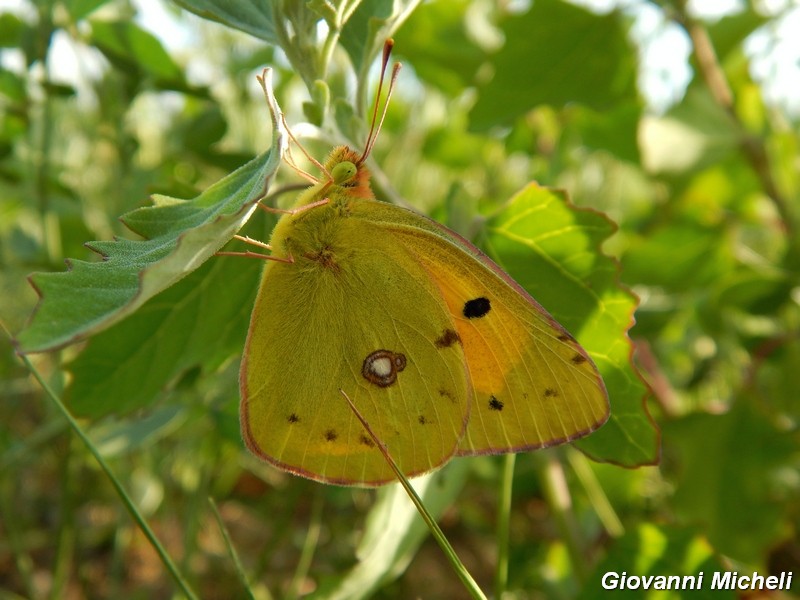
[386,225,609,455]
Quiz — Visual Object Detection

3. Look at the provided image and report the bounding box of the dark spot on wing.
[324,429,338,441]
[439,389,456,403]
[287,413,300,423]
[571,353,587,365]
[418,415,428,425]
[359,434,375,447]
[558,332,574,342]
[362,349,407,387]
[434,328,461,348]
[544,388,558,398]
[488,396,504,411]
[463,297,491,319]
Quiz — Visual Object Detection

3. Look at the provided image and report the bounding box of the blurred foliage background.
[1,0,799,598]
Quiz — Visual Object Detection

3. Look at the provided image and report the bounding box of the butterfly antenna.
[280,113,329,184]
[358,40,402,165]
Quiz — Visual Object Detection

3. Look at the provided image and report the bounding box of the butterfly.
[234,43,609,486]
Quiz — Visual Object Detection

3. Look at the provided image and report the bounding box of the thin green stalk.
[319,27,341,80]
[566,448,623,538]
[17,351,200,600]
[286,493,323,600]
[343,392,488,600]
[536,452,589,582]
[49,437,76,600]
[209,497,260,600]
[494,453,515,600]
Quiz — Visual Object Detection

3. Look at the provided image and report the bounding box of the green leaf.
[64,250,264,417]
[88,404,187,457]
[570,103,642,164]
[481,184,657,467]
[15,72,286,353]
[311,462,470,599]
[0,69,26,104]
[666,399,798,564]
[640,88,740,175]
[622,222,735,291]
[470,0,638,130]
[707,7,769,63]
[64,0,115,21]
[340,0,421,84]
[581,523,734,600]
[173,0,277,43]
[0,13,26,47]
[393,0,486,96]
[89,20,184,84]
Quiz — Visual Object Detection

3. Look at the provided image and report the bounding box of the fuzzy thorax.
[269,145,375,258]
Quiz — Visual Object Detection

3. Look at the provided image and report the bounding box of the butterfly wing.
[240,218,471,486]
[356,201,610,455]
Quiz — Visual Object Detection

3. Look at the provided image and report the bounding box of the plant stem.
[49,437,75,600]
[494,453,515,599]
[286,493,323,600]
[537,452,589,582]
[343,392,488,599]
[566,448,624,538]
[209,497,260,600]
[18,352,200,600]
[675,1,795,236]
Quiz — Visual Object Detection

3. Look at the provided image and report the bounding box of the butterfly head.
[324,145,373,199]
[317,41,399,201]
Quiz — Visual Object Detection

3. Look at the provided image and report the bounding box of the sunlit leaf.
[481,184,657,467]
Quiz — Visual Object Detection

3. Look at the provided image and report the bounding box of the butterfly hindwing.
[240,218,471,486]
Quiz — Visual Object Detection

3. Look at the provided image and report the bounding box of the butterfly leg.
[256,197,331,216]
[216,235,294,263]
[217,198,330,261]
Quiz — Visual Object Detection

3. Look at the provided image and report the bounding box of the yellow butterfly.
[237,49,609,487]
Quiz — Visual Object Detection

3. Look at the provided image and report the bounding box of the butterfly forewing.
[356,201,610,455]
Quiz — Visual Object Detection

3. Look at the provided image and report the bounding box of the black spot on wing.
[544,388,558,398]
[488,396,504,411]
[359,434,375,448]
[418,415,428,425]
[287,413,300,423]
[463,297,491,319]
[558,332,575,342]
[324,429,338,441]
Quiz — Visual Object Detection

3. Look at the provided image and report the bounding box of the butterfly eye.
[331,161,357,185]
